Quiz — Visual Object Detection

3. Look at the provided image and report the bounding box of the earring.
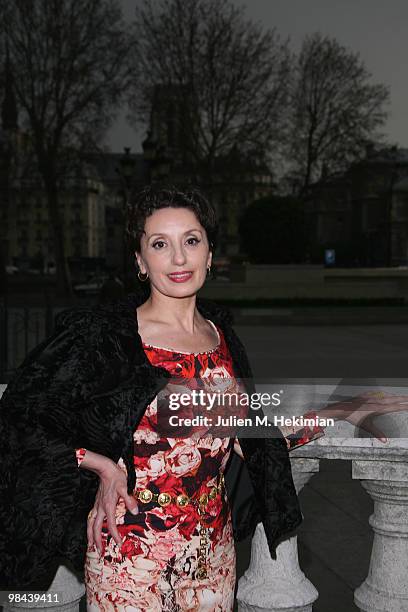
[207,266,211,276]
[138,270,149,282]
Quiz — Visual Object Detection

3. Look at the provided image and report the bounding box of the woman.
[0,186,402,609]
[78,187,328,610]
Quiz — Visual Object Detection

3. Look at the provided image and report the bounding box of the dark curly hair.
[125,184,219,257]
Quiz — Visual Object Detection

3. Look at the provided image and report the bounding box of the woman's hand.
[86,457,139,556]
[319,391,408,442]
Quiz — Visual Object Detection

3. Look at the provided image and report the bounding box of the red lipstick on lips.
[168,271,193,283]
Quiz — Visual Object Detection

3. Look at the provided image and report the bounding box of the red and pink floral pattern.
[85,321,238,611]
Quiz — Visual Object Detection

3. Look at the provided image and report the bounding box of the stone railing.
[237,416,408,612]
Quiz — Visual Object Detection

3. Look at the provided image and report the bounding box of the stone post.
[236,457,320,612]
[352,459,408,612]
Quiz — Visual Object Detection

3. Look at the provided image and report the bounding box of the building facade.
[304,145,408,267]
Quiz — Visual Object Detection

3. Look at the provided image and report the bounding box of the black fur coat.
[0,292,302,590]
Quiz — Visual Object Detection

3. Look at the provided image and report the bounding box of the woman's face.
[135,207,212,298]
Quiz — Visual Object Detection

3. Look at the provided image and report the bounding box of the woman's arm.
[270,392,402,451]
[75,448,118,473]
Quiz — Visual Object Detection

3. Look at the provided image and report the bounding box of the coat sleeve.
[0,309,125,590]
[223,323,303,552]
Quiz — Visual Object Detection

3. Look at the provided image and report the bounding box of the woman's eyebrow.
[147,229,203,239]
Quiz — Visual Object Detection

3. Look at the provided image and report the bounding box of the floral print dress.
[79,319,325,611]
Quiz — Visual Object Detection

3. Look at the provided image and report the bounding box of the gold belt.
[135,472,225,510]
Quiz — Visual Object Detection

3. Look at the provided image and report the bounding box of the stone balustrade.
[237,411,408,612]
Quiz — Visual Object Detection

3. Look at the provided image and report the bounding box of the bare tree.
[1,0,132,296]
[128,0,291,186]
[288,32,389,194]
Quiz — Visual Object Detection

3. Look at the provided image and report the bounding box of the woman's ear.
[207,250,213,269]
[135,252,145,273]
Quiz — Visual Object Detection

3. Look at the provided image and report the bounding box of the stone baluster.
[236,457,320,612]
[352,459,408,612]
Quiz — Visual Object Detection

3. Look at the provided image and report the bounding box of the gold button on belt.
[134,472,226,582]
[135,472,225,509]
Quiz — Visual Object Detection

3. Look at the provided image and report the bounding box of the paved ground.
[235,322,408,378]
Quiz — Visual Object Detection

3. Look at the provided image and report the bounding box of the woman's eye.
[152,241,165,249]
[187,237,200,245]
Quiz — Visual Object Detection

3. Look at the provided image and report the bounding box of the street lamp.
[142,131,171,182]
[387,167,398,267]
[116,147,136,287]
[118,147,135,200]
[154,145,171,182]
[142,131,156,163]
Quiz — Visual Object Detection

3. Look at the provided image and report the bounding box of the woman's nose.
[171,246,187,265]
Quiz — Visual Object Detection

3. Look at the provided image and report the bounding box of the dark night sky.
[107,0,407,153]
